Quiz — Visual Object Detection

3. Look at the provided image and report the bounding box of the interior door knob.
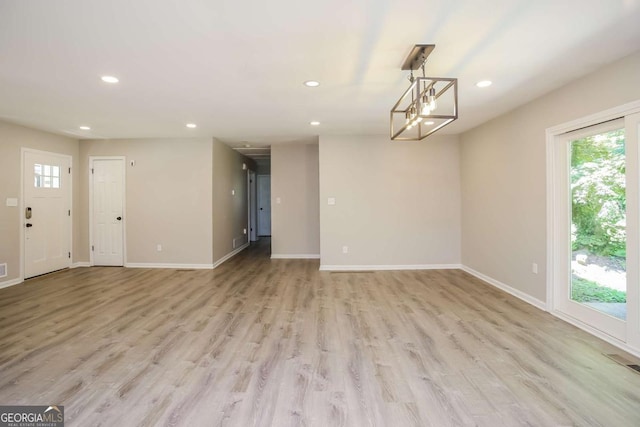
[116,216,122,221]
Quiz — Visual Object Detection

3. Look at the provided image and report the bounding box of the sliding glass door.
[551,110,640,350]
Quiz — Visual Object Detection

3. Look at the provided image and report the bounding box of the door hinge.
[91,245,94,251]
[68,252,71,259]
[91,168,94,174]
[68,209,71,216]
[68,167,71,174]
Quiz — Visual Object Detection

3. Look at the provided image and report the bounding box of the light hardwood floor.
[1,240,640,426]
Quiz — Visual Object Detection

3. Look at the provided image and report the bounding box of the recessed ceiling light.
[186,123,197,128]
[79,126,91,130]
[476,80,492,88]
[310,121,320,126]
[101,75,119,83]
[304,81,320,87]
[423,121,434,126]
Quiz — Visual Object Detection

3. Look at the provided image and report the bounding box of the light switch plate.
[276,197,281,204]
[328,197,336,205]
[6,198,18,207]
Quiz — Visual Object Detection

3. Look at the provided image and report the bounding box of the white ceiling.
[1,0,639,150]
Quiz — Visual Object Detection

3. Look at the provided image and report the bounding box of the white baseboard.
[71,262,91,268]
[319,263,462,272]
[212,243,250,269]
[271,254,320,259]
[125,262,214,269]
[460,265,547,311]
[550,309,640,359]
[0,277,23,290]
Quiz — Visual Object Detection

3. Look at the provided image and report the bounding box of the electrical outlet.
[243,228,247,234]
[342,246,348,254]
[156,244,162,252]
[532,263,538,274]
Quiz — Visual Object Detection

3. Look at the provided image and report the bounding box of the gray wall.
[460,50,640,302]
[271,142,320,257]
[79,138,214,265]
[212,138,255,263]
[0,121,79,286]
[319,134,461,268]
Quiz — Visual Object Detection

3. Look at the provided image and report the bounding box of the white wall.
[319,135,461,269]
[460,50,640,302]
[79,138,214,266]
[271,142,320,257]
[0,120,79,286]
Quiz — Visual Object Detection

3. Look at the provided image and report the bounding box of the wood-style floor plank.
[1,239,640,426]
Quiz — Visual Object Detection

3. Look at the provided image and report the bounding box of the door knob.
[116,216,122,221]
[26,223,33,228]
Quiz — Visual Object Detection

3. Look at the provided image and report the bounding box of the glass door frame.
[546,100,640,354]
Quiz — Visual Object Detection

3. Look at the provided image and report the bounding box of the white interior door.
[91,158,124,266]
[23,149,72,278]
[257,174,271,236]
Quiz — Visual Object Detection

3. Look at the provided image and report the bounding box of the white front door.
[257,174,271,236]
[91,158,124,266]
[23,149,72,278]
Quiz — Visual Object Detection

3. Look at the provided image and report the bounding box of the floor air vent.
[605,354,640,374]
[0,263,6,278]
[628,365,640,373]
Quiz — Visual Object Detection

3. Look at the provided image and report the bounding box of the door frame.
[248,170,257,241]
[256,174,271,236]
[546,99,640,355]
[20,147,73,281]
[89,156,126,266]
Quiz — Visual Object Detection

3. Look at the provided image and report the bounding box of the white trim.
[0,278,23,290]
[319,263,462,272]
[271,254,320,259]
[89,156,127,267]
[71,262,91,268]
[125,263,215,269]
[550,309,640,359]
[546,99,640,135]
[212,243,250,269]
[461,265,547,311]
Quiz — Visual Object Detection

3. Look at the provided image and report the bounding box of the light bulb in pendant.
[421,95,431,115]
[428,87,437,110]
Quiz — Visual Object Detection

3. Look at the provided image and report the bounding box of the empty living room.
[1,1,640,426]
